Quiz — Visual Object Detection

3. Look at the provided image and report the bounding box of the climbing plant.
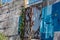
[19,6,25,40]
[0,3,2,7]
[0,33,8,40]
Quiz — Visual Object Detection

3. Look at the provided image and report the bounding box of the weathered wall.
[0,0,24,40]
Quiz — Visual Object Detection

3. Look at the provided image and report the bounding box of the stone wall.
[0,0,24,40]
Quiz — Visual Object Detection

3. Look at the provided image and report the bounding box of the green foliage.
[0,33,8,40]
[20,7,25,40]
[0,3,2,6]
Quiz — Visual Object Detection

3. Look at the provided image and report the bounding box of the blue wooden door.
[52,2,60,32]
[40,4,54,40]
[40,2,60,40]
